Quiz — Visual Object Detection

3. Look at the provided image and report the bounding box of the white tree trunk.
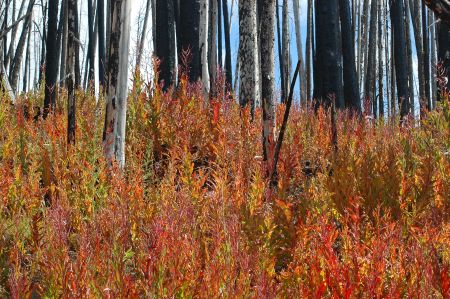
[115,0,131,168]
[293,0,306,104]
[103,0,132,169]
[200,0,210,95]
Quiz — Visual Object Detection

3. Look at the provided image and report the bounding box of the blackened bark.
[180,0,200,81]
[365,0,378,116]
[87,0,96,84]
[209,0,218,96]
[74,0,81,87]
[339,0,361,112]
[23,17,32,92]
[306,0,313,102]
[218,0,223,68]
[44,0,59,117]
[438,22,450,91]
[98,0,106,87]
[314,0,343,108]
[155,0,177,89]
[391,0,410,119]
[67,0,77,144]
[222,0,232,88]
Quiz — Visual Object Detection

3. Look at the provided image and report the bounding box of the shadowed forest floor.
[0,82,449,297]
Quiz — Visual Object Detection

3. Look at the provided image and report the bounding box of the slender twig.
[0,12,32,40]
[270,60,301,187]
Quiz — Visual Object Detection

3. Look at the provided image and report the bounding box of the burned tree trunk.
[67,0,77,144]
[43,0,58,117]
[339,0,361,112]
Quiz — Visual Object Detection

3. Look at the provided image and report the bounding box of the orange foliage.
[0,81,448,298]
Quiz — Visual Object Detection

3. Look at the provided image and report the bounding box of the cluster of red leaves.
[0,80,448,298]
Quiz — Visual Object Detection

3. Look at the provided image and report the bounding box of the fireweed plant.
[0,74,448,298]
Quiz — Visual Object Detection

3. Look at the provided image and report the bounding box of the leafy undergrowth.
[0,79,449,298]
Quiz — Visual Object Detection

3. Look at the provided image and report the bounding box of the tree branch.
[270,60,301,187]
[0,12,32,40]
[423,0,450,22]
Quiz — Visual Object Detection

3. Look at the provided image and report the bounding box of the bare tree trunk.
[155,0,177,89]
[429,10,437,108]
[378,0,384,117]
[306,0,313,103]
[59,0,68,88]
[0,47,15,100]
[222,0,232,88]
[282,0,291,103]
[38,0,47,86]
[422,1,431,112]
[260,0,275,162]
[409,0,426,113]
[200,0,210,95]
[86,0,96,85]
[2,0,9,67]
[239,0,257,111]
[209,0,218,96]
[10,0,34,93]
[392,0,410,120]
[276,0,285,102]
[43,0,58,117]
[365,0,378,116]
[103,0,132,168]
[67,0,77,144]
[136,0,150,71]
[405,0,415,116]
[218,0,223,68]
[98,0,106,88]
[293,0,306,105]
[340,0,361,112]
[6,0,24,72]
[314,0,343,108]
[23,16,32,92]
[391,25,397,116]
[359,0,370,90]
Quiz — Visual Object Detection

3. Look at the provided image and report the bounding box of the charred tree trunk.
[222,0,233,88]
[306,0,313,103]
[67,0,77,144]
[218,0,223,68]
[365,0,378,116]
[339,0,361,112]
[87,0,96,85]
[98,0,106,88]
[155,0,177,89]
[43,0,58,117]
[209,0,218,96]
[314,0,343,108]
[391,0,410,119]
[179,0,200,81]
[405,0,415,116]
